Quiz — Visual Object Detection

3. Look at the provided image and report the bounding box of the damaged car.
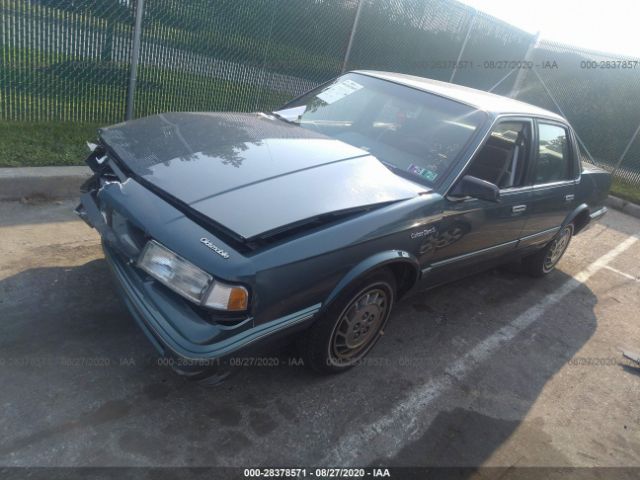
[76,71,611,376]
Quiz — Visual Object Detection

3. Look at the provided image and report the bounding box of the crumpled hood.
[99,112,426,240]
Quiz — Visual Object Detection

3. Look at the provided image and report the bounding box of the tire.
[523,224,574,277]
[299,269,396,374]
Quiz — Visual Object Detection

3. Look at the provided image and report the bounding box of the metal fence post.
[612,122,640,177]
[254,4,277,111]
[509,31,539,99]
[530,67,598,165]
[449,9,476,84]
[125,0,145,121]
[342,0,364,73]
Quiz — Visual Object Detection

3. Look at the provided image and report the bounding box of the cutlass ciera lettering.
[200,237,230,259]
[411,226,437,239]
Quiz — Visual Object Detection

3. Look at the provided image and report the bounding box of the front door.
[421,119,534,274]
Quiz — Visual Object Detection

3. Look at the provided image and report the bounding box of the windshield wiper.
[269,111,298,124]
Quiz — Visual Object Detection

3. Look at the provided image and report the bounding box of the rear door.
[519,120,578,247]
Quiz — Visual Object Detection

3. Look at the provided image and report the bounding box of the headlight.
[137,240,248,311]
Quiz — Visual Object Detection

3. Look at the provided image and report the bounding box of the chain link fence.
[1,0,639,191]
[1,0,134,123]
[513,40,640,187]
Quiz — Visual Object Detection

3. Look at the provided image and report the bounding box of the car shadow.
[367,266,599,470]
[0,258,598,468]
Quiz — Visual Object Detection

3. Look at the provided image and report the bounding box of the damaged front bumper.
[76,163,320,376]
[101,238,318,377]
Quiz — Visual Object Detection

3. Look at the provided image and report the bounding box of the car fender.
[321,250,420,313]
[562,203,591,233]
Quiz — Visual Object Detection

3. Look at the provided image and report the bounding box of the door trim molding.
[532,179,575,191]
[426,239,519,272]
[519,226,560,244]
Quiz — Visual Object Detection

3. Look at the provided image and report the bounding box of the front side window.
[273,73,486,186]
[534,123,571,184]
[465,121,531,189]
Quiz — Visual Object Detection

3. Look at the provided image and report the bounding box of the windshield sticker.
[421,169,438,181]
[317,79,363,104]
[408,164,426,176]
[408,164,438,182]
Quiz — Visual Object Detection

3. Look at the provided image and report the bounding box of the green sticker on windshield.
[408,164,438,181]
[421,169,438,181]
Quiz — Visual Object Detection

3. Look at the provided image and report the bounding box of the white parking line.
[604,265,639,282]
[322,233,639,466]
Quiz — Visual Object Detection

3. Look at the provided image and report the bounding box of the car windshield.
[273,73,486,186]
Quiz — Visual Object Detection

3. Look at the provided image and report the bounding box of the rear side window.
[534,123,571,184]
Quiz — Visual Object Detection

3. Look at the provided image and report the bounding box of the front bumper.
[78,187,320,371]
[104,241,319,362]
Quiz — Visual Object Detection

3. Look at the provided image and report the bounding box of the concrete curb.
[606,195,640,220]
[0,166,92,201]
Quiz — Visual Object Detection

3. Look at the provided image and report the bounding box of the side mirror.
[450,175,500,202]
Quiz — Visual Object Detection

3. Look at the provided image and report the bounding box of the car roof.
[353,70,566,122]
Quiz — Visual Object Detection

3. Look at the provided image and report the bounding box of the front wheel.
[298,269,396,374]
[523,224,573,277]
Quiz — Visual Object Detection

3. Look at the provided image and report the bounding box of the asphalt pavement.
[1,199,639,472]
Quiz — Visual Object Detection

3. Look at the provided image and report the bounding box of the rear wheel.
[299,269,396,374]
[523,224,573,277]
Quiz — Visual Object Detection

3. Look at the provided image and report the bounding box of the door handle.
[512,205,527,214]
[565,194,575,202]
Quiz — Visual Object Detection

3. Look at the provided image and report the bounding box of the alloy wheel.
[329,285,391,366]
[543,227,572,273]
